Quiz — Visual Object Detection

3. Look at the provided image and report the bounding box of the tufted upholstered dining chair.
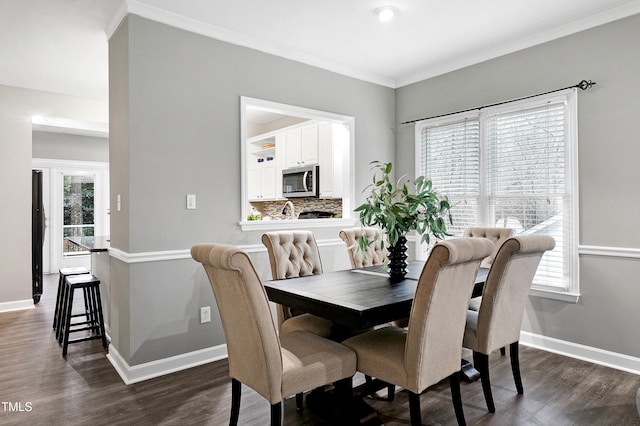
[339,227,387,268]
[191,243,356,426]
[464,228,516,268]
[261,231,334,338]
[464,228,516,312]
[340,226,408,332]
[463,235,555,413]
[343,238,495,426]
[339,227,398,401]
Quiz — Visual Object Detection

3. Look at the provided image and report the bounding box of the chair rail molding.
[578,244,640,259]
[108,238,346,263]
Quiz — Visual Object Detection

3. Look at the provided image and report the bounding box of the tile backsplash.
[250,198,343,220]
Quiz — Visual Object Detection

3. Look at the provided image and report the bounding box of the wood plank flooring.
[1,273,639,425]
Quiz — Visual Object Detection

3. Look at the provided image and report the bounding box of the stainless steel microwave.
[282,165,319,198]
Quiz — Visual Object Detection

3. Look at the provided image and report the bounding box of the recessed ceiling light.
[374,5,398,22]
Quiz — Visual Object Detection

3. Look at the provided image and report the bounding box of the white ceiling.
[2,0,640,101]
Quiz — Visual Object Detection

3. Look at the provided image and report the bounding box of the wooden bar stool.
[60,274,108,357]
[53,267,91,336]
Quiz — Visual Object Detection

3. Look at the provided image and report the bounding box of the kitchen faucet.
[282,201,295,219]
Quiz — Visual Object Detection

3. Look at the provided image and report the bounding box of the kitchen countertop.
[66,236,110,252]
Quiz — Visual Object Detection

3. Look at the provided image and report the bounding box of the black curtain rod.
[400,79,596,125]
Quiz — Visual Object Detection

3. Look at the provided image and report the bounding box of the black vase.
[388,236,408,282]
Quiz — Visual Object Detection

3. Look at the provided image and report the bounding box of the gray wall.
[32,131,109,162]
[109,15,395,365]
[0,84,108,307]
[395,14,640,357]
[4,10,637,374]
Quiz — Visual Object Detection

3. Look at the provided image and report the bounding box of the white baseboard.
[106,343,228,385]
[0,299,34,313]
[103,331,639,385]
[520,331,640,375]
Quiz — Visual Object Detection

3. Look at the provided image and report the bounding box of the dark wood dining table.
[264,260,488,382]
[263,260,488,330]
[263,261,488,424]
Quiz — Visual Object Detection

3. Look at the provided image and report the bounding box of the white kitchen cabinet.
[248,164,276,201]
[285,123,318,168]
[247,134,278,201]
[318,122,348,199]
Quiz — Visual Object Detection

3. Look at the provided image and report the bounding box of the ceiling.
[2,0,640,101]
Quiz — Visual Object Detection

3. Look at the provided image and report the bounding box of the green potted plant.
[354,161,452,281]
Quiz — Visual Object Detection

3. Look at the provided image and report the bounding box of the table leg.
[304,380,385,425]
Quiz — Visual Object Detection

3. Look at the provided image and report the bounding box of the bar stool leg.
[93,284,108,348]
[82,287,90,325]
[82,287,95,332]
[86,285,98,333]
[57,281,70,343]
[53,274,65,330]
[62,285,76,357]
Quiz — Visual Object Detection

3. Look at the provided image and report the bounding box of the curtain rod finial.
[577,80,596,90]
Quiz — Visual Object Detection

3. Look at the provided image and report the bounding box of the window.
[416,89,579,301]
[62,173,95,255]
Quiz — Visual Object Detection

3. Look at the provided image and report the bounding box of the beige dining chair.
[340,226,408,334]
[261,230,334,338]
[464,227,516,312]
[343,237,495,426]
[191,243,357,425]
[462,235,555,413]
[339,227,387,268]
[338,226,398,401]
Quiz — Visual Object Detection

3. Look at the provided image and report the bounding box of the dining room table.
[264,260,487,330]
[263,260,488,424]
[263,260,488,373]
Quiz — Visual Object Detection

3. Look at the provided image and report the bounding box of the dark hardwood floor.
[1,273,639,425]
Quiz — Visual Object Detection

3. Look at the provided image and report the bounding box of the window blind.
[486,101,569,288]
[420,118,480,237]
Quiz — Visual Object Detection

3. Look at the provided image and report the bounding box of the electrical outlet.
[200,306,211,324]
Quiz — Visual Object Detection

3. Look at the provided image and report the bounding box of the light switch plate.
[186,194,196,210]
[200,306,211,323]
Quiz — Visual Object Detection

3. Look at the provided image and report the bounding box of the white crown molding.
[104,1,640,90]
[107,343,228,385]
[31,116,109,138]
[32,158,109,170]
[0,299,34,313]
[105,0,129,40]
[103,1,640,90]
[520,331,640,376]
[396,1,640,88]
[112,0,395,88]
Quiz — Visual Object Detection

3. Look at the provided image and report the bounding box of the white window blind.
[486,101,570,289]
[419,116,480,238]
[416,90,579,299]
